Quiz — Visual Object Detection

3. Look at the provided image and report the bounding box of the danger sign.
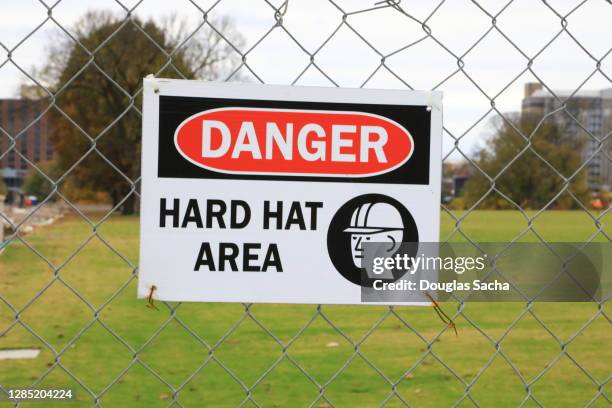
[139,79,442,304]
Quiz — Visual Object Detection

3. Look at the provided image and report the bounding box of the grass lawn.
[0,210,610,407]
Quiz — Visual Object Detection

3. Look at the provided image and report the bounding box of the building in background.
[0,98,53,189]
[522,83,612,192]
[442,161,473,203]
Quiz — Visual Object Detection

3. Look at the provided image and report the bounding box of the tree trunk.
[111,189,119,208]
[121,192,136,215]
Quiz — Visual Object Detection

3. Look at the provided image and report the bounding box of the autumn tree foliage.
[44,11,242,213]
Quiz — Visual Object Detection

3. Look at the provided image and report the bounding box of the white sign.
[139,79,442,304]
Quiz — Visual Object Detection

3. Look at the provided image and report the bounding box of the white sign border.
[139,78,443,306]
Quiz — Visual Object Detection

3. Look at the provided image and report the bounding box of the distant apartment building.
[522,83,612,191]
[0,99,53,189]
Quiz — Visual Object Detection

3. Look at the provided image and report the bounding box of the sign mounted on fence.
[139,78,442,304]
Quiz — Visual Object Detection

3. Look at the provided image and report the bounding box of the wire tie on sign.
[425,292,457,336]
[145,73,160,93]
[146,285,159,310]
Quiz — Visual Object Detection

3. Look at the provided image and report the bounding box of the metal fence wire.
[0,0,610,407]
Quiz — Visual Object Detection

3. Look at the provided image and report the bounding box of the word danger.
[174,107,413,176]
[201,121,387,162]
[159,198,323,272]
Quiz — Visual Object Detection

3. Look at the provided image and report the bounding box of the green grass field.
[0,211,610,407]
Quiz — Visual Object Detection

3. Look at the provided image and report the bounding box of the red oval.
[174,107,413,177]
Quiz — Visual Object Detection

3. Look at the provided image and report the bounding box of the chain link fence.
[0,0,610,406]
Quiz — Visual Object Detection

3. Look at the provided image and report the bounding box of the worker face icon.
[350,230,403,268]
[328,194,419,287]
[350,234,369,268]
[345,202,405,268]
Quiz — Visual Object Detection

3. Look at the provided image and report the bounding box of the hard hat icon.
[344,202,404,234]
[328,193,419,287]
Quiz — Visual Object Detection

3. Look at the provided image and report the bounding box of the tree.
[22,161,60,200]
[461,114,590,210]
[42,11,243,214]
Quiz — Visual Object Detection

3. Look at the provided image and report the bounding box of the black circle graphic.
[327,194,419,287]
